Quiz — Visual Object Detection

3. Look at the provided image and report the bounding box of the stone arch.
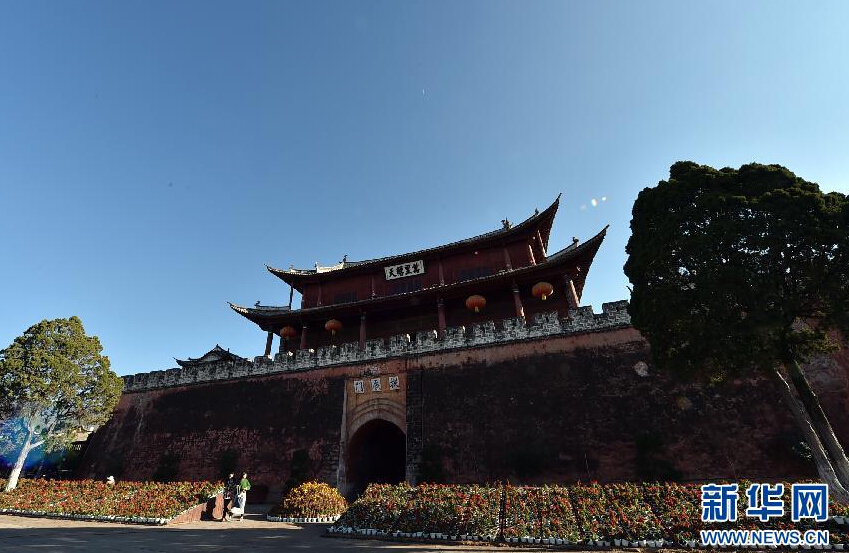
[340,396,407,498]
[344,417,406,499]
[347,397,406,439]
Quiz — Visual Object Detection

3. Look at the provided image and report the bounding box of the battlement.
[122,300,631,392]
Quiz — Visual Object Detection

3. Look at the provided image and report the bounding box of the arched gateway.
[346,418,406,497]
[339,374,407,498]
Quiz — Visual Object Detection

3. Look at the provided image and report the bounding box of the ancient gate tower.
[82,196,827,499]
[225,195,604,495]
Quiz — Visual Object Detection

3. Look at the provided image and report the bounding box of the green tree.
[0,317,123,491]
[625,162,849,498]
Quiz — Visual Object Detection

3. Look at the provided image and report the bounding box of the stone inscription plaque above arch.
[338,373,406,497]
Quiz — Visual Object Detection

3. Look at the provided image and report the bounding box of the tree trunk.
[774,366,849,503]
[788,360,849,488]
[4,441,31,492]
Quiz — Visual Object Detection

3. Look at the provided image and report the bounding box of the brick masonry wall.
[412,336,815,484]
[80,371,344,500]
[82,301,849,495]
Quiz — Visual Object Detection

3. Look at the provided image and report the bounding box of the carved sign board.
[353,375,401,393]
[384,260,424,281]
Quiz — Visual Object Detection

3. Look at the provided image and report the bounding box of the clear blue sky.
[1,1,847,376]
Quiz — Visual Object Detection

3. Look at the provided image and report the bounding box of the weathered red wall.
[80,371,345,499]
[83,326,837,497]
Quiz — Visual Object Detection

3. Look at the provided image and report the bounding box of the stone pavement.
[0,504,528,552]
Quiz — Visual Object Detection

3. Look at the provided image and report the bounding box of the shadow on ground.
[0,506,516,552]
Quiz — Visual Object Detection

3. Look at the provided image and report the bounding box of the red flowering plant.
[568,482,611,541]
[333,481,848,543]
[394,483,452,534]
[336,483,411,532]
[0,478,220,521]
[410,483,499,537]
[455,484,500,537]
[641,482,703,542]
[504,485,580,541]
[600,483,663,541]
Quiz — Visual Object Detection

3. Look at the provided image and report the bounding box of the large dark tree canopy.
[625,161,848,380]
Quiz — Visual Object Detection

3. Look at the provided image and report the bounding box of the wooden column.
[299,324,309,350]
[503,247,513,270]
[438,259,445,285]
[512,285,525,318]
[359,313,367,350]
[371,274,376,298]
[527,243,537,266]
[264,331,273,357]
[278,333,286,355]
[317,283,322,306]
[437,298,447,338]
[564,275,580,310]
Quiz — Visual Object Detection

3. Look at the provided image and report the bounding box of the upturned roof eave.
[174,344,245,367]
[267,194,561,291]
[232,224,605,330]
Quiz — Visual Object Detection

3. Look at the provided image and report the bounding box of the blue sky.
[1,1,847,376]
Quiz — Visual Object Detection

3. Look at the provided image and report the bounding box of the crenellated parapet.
[122,300,632,392]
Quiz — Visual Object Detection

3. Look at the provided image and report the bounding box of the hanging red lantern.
[465,295,486,313]
[280,326,298,339]
[325,319,342,335]
[532,281,555,301]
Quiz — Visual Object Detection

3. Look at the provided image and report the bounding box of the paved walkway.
[0,505,531,552]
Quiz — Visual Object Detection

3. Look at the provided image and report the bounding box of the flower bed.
[267,481,347,523]
[396,483,499,538]
[504,485,580,542]
[0,478,220,525]
[334,483,412,531]
[333,483,499,539]
[331,481,848,547]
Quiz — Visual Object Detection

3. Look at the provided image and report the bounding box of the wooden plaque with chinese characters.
[384,260,424,280]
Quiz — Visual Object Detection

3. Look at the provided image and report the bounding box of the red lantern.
[325,319,342,335]
[280,326,298,339]
[465,295,486,313]
[532,282,555,301]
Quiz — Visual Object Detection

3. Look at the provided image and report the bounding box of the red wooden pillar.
[527,243,537,266]
[359,313,367,350]
[564,275,579,310]
[437,298,447,338]
[512,286,525,318]
[299,324,308,350]
[264,331,273,357]
[438,259,445,285]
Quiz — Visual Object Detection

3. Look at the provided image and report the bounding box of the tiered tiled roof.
[266,195,562,291]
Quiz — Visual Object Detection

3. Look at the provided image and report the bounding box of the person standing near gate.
[228,472,251,521]
[221,472,236,522]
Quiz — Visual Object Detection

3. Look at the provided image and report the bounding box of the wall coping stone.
[122,300,631,392]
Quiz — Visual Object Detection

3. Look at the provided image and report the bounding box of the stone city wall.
[81,299,849,500]
[122,301,631,392]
